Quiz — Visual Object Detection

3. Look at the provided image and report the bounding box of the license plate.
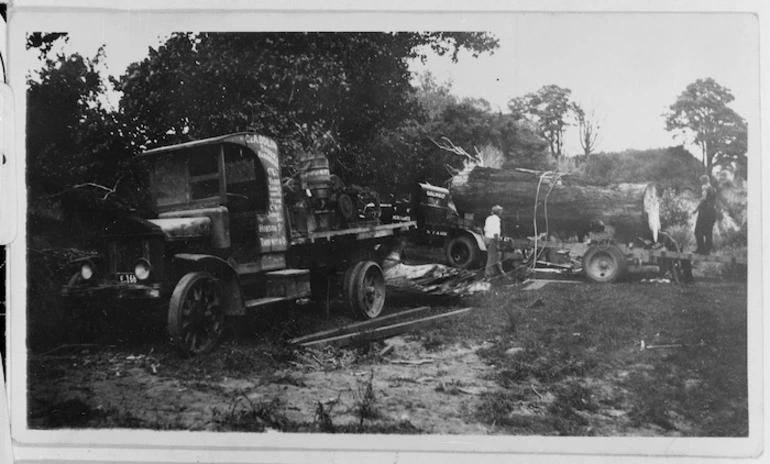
[117,273,137,284]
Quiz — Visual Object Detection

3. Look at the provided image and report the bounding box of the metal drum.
[302,155,331,201]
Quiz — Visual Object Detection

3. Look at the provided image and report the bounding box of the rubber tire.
[582,244,628,283]
[168,272,225,357]
[343,261,386,320]
[445,235,481,269]
[338,194,355,220]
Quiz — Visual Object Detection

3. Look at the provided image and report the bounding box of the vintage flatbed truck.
[62,132,415,356]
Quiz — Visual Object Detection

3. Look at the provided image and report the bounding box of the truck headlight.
[134,259,151,281]
[80,262,95,280]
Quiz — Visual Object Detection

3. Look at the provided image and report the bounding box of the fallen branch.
[387,359,434,366]
[640,340,706,351]
[530,384,544,401]
[430,136,480,164]
[52,175,126,201]
[456,386,483,395]
[32,343,99,357]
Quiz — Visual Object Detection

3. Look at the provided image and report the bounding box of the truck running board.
[243,268,313,310]
[244,296,292,309]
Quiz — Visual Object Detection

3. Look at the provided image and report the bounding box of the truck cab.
[63,133,309,356]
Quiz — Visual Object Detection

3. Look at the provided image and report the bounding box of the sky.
[27,11,760,156]
[409,13,759,155]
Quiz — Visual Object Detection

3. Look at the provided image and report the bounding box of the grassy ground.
[417,280,748,436]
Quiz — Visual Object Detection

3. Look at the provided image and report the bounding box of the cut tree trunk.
[449,167,660,243]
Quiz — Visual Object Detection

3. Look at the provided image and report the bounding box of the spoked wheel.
[343,261,386,320]
[582,244,628,283]
[168,272,224,357]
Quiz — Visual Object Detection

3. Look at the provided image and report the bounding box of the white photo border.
[6,1,768,462]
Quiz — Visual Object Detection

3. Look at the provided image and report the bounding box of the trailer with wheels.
[62,132,415,356]
[532,239,747,284]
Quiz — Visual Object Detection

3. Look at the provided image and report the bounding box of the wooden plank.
[299,307,474,349]
[289,306,432,345]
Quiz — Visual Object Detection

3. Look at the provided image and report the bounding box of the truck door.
[223,143,268,242]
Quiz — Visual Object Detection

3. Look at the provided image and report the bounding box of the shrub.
[659,188,693,230]
[581,146,702,187]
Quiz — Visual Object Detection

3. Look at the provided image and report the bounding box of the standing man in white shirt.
[484,205,504,278]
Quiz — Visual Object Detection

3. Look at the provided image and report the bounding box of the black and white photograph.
[5,3,766,462]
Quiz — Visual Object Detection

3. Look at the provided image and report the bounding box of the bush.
[719,223,747,250]
[581,146,702,187]
[659,188,693,230]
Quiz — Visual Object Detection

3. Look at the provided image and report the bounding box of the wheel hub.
[590,253,616,277]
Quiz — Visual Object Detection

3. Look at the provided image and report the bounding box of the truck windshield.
[150,145,221,210]
[148,142,268,213]
[151,154,189,209]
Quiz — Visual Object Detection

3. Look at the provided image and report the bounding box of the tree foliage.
[366,74,550,193]
[579,146,703,187]
[508,84,578,158]
[115,32,498,185]
[664,78,747,178]
[27,46,144,241]
[28,48,112,191]
[26,32,69,57]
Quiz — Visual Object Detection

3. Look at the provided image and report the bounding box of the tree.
[27,46,142,240]
[412,71,457,120]
[364,75,551,193]
[573,104,603,155]
[27,48,110,192]
[508,84,578,159]
[116,32,498,187]
[664,78,747,178]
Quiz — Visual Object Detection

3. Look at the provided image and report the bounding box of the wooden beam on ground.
[289,306,432,345]
[299,307,474,349]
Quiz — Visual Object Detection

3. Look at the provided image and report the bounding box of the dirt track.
[27,277,749,436]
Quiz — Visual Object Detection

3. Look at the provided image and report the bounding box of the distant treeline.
[573,146,704,188]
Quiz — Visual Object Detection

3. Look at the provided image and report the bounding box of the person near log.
[693,175,717,255]
[484,205,505,277]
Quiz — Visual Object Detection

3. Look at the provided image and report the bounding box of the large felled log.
[449,167,660,243]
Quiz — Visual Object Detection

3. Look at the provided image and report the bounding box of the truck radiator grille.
[109,239,147,273]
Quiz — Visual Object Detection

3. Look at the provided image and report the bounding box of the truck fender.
[444,230,486,270]
[464,230,487,252]
[173,253,244,315]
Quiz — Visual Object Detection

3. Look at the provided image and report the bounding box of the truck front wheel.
[445,235,481,269]
[168,272,224,356]
[343,261,385,320]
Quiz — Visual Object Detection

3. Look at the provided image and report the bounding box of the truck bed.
[291,220,417,245]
